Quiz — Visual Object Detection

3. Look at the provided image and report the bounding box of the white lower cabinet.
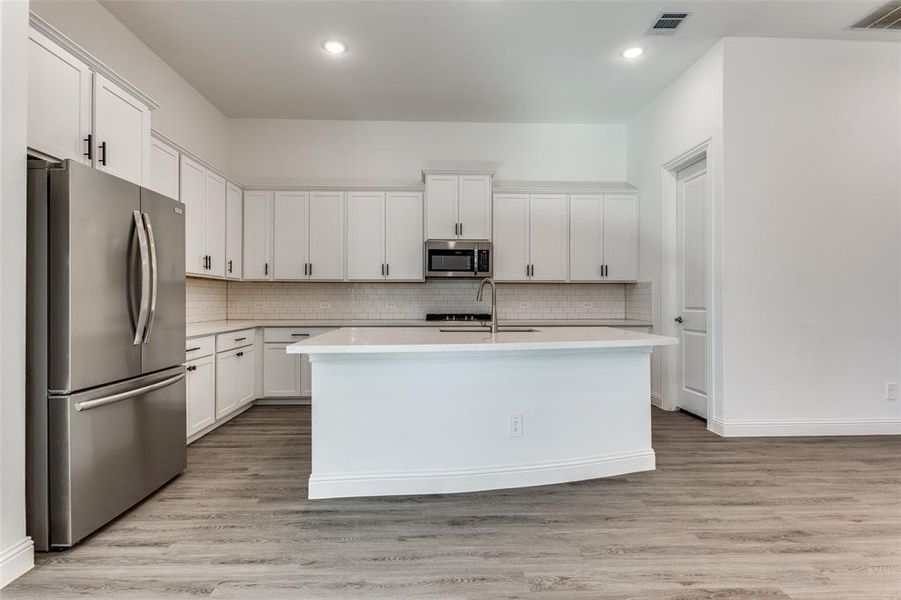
[215,345,255,419]
[185,354,215,437]
[262,327,335,398]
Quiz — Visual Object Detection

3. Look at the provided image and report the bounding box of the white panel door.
[676,159,709,419]
[602,195,638,281]
[243,191,272,280]
[426,175,458,239]
[346,192,386,280]
[204,171,227,278]
[186,354,215,438]
[273,191,309,280]
[492,194,530,281]
[458,175,491,240]
[225,182,243,279]
[215,351,239,419]
[236,347,255,407]
[263,343,302,397]
[149,137,180,201]
[27,29,92,163]
[569,195,603,281]
[93,73,151,186]
[385,192,424,280]
[528,194,568,281]
[180,156,207,275]
[308,191,345,280]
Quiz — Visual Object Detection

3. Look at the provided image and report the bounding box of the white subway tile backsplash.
[186,277,228,323]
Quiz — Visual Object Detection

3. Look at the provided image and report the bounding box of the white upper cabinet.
[308,192,345,281]
[204,171,227,278]
[385,192,424,280]
[181,156,207,275]
[273,191,310,280]
[569,194,638,282]
[493,193,567,282]
[425,172,492,240]
[93,73,151,186]
[346,192,386,280]
[149,137,179,201]
[225,182,243,279]
[27,29,91,164]
[243,191,273,280]
[493,194,530,281]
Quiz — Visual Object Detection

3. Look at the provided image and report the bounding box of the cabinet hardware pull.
[228,259,233,273]
[236,351,244,357]
[99,141,107,166]
[381,263,385,276]
[309,263,312,276]
[605,264,609,277]
[304,263,308,276]
[264,262,268,276]
[291,333,310,337]
[459,223,463,236]
[234,337,247,342]
[386,263,389,277]
[84,134,92,161]
[674,316,683,324]
[186,346,201,352]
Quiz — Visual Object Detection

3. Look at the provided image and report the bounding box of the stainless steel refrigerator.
[27,159,186,551]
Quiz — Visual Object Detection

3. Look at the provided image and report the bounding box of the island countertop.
[287,326,677,355]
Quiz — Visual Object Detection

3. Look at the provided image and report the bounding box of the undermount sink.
[438,327,540,333]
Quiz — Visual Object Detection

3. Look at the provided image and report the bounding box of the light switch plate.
[887,382,898,401]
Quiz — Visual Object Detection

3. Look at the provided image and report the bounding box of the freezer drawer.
[47,366,186,548]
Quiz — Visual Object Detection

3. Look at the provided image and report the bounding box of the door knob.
[674,316,684,324]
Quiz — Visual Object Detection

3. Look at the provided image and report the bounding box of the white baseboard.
[711,417,901,437]
[0,537,33,588]
[309,449,655,499]
[651,392,664,409]
[255,397,310,406]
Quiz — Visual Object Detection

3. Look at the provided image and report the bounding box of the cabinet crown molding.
[29,11,160,111]
[493,181,638,195]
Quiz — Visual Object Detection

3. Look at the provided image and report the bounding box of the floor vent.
[646,12,691,35]
[850,1,901,29]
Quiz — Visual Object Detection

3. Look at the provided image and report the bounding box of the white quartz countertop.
[286,326,677,355]
[185,318,653,338]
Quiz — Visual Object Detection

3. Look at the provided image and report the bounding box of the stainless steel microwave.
[425,240,492,278]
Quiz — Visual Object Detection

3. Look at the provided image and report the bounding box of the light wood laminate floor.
[5,406,900,599]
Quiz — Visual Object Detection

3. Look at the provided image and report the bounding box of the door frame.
[660,139,719,430]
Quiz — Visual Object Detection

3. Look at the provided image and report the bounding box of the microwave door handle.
[141,212,158,344]
[132,210,151,345]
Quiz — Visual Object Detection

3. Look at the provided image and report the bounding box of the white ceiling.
[100,0,897,123]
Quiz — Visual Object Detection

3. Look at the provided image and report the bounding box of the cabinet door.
[458,175,491,240]
[181,156,207,275]
[204,171,227,278]
[492,194,530,281]
[215,351,238,419]
[93,73,151,186]
[346,192,386,280]
[243,191,272,280]
[150,137,180,201]
[602,195,638,281]
[27,29,92,163]
[529,194,568,281]
[569,195,603,281]
[225,182,243,279]
[425,175,458,239]
[308,192,345,280]
[273,191,309,280]
[263,343,301,397]
[385,192,424,280]
[236,347,255,407]
[186,355,215,437]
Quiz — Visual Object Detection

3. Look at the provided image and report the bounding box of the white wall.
[0,0,34,588]
[30,0,229,171]
[719,37,901,433]
[627,41,725,404]
[229,119,627,186]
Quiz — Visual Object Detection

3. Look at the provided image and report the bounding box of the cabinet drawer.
[185,336,215,360]
[216,328,255,352]
[263,327,332,343]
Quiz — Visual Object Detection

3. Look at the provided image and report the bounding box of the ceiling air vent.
[646,12,691,35]
[850,1,901,29]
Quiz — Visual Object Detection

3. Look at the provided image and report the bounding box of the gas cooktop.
[425,313,492,322]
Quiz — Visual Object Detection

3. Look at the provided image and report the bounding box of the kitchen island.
[288,327,677,499]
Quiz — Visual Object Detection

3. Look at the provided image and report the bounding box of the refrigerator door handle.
[74,372,185,412]
[141,212,158,344]
[132,210,151,345]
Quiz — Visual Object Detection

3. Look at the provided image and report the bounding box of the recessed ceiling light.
[621,47,644,60]
[322,40,348,55]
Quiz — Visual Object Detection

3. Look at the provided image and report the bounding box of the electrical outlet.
[582,302,593,308]
[509,414,523,438]
[519,302,530,309]
[385,302,397,309]
[319,302,330,310]
[887,382,898,401]
[253,302,265,309]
